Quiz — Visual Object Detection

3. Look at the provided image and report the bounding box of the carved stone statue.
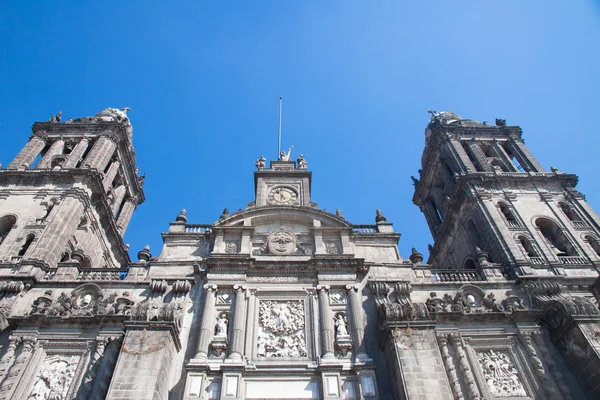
[256,155,266,169]
[215,313,228,337]
[297,154,308,169]
[335,314,348,337]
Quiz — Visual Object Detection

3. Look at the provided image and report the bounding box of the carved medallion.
[257,300,307,358]
[325,242,340,255]
[267,229,297,255]
[225,241,239,254]
[267,186,298,206]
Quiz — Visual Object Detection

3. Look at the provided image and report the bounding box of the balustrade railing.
[433,270,482,282]
[185,224,212,233]
[558,256,589,265]
[352,225,377,234]
[571,220,589,228]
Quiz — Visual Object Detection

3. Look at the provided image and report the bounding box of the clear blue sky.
[1,1,599,263]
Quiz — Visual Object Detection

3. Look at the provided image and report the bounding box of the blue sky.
[1,1,599,263]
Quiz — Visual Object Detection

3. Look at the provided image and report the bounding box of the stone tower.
[0,107,144,273]
[413,111,600,278]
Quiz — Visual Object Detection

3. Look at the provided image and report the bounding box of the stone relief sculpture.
[27,356,79,400]
[477,350,526,397]
[225,241,239,254]
[257,300,307,358]
[325,242,340,255]
[252,228,313,256]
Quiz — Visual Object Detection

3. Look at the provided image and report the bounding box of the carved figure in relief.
[257,300,307,357]
[215,313,228,337]
[267,229,296,255]
[335,314,348,337]
[28,359,75,400]
[477,350,526,397]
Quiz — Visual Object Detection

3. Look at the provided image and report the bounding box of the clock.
[268,186,298,205]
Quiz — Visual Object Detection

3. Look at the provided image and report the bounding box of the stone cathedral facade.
[0,108,598,399]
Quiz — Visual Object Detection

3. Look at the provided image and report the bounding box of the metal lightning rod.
[278,97,282,159]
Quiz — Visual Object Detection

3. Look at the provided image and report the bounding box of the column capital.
[100,131,120,144]
[317,285,330,293]
[203,284,217,293]
[233,284,247,292]
[345,284,360,293]
[30,131,48,141]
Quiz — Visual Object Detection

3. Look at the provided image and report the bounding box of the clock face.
[268,186,298,205]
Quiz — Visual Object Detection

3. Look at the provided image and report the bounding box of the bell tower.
[0,108,144,273]
[413,111,600,277]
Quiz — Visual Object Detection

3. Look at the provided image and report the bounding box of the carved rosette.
[257,300,307,358]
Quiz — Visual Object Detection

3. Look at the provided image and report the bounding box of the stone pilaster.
[532,330,573,400]
[0,336,36,400]
[82,134,118,171]
[317,285,335,360]
[116,197,137,235]
[37,138,64,168]
[228,285,247,361]
[0,336,20,380]
[78,336,108,399]
[346,284,368,361]
[103,159,121,191]
[63,138,90,168]
[7,133,47,169]
[518,330,557,398]
[449,333,480,399]
[111,185,127,216]
[437,333,463,400]
[195,284,218,360]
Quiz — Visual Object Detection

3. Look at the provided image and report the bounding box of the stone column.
[508,140,544,172]
[449,333,480,399]
[82,134,118,171]
[467,142,493,172]
[63,138,90,168]
[448,139,476,172]
[346,284,368,361]
[519,330,557,398]
[228,285,247,361]
[0,337,20,380]
[78,337,108,399]
[116,197,137,235]
[492,142,518,172]
[195,284,218,360]
[317,285,335,360]
[437,333,463,400]
[110,185,127,216]
[92,337,123,400]
[37,139,64,168]
[532,331,573,400]
[102,160,121,191]
[7,133,47,169]
[0,336,36,400]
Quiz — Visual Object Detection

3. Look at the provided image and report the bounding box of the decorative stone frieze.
[257,300,307,358]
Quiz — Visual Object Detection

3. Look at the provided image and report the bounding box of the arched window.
[463,259,476,269]
[498,202,518,226]
[558,202,582,222]
[518,236,538,257]
[535,218,577,256]
[585,235,600,257]
[0,215,17,245]
[467,219,481,247]
[17,234,35,257]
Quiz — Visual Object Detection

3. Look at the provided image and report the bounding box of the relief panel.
[257,300,307,358]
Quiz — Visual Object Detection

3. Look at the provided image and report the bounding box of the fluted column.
[0,337,20,380]
[195,284,218,360]
[532,330,573,400]
[317,285,335,360]
[228,285,247,360]
[90,337,122,400]
[63,138,90,168]
[82,135,118,171]
[437,333,463,400]
[519,330,557,398]
[110,185,127,216]
[116,197,137,235]
[449,333,480,399]
[7,133,47,169]
[37,139,64,168]
[102,160,121,191]
[0,336,36,400]
[78,337,107,399]
[346,284,368,361]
